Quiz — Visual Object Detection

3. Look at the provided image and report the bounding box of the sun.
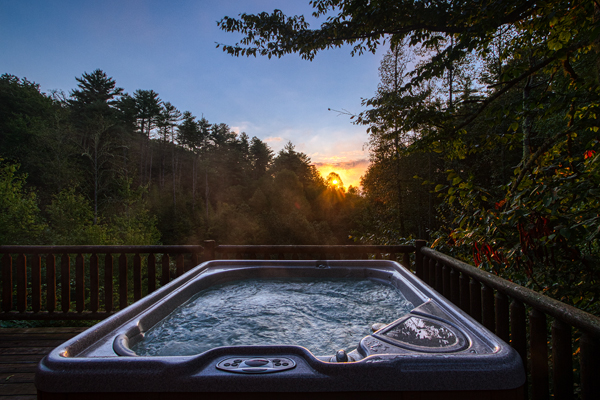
[332,179,339,185]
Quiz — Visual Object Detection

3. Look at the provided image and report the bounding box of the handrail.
[0,245,204,253]
[214,244,415,254]
[421,247,600,337]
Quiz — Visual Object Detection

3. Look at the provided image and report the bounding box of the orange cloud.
[313,159,370,190]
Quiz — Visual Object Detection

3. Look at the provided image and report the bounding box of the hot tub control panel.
[216,357,296,374]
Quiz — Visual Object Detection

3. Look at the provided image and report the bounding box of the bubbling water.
[132,278,414,356]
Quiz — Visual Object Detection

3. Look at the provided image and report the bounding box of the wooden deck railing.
[1,240,599,399]
[415,241,600,400]
[0,241,414,320]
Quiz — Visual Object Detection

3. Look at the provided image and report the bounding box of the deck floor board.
[0,327,87,399]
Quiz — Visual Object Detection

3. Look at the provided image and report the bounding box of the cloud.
[264,136,284,142]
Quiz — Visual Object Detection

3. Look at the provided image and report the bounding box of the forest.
[216,0,600,315]
[2,0,599,316]
[0,70,364,248]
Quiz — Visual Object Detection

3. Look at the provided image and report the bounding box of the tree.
[218,0,600,313]
[69,70,124,224]
[0,160,46,245]
[249,136,274,180]
[133,89,162,184]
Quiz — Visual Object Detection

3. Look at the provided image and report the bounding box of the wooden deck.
[0,327,87,400]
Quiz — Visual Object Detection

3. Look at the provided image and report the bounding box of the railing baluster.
[459,271,470,314]
[104,253,113,313]
[422,255,430,283]
[46,254,56,313]
[148,253,156,293]
[90,253,99,313]
[402,252,410,270]
[61,253,70,313]
[415,240,425,279]
[551,319,572,400]
[75,253,85,313]
[469,278,482,323]
[580,332,600,400]
[1,254,12,312]
[176,254,184,277]
[31,253,41,313]
[482,284,495,332]
[530,309,549,400]
[191,253,199,269]
[161,254,170,286]
[495,291,509,343]
[429,258,436,288]
[17,253,27,313]
[450,267,460,306]
[442,262,451,298]
[134,253,142,302]
[510,299,527,396]
[119,253,127,310]
[435,260,443,293]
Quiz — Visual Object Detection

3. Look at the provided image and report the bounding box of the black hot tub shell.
[35,260,525,399]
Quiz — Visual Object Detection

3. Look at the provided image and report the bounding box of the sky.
[0,0,387,188]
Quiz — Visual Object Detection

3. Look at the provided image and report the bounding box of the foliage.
[0,160,46,245]
[0,70,361,246]
[216,0,600,314]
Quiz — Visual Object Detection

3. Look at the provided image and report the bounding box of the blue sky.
[1,1,386,186]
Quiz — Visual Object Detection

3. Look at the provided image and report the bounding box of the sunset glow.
[314,159,370,189]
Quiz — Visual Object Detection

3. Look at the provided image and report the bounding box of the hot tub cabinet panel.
[35,260,525,399]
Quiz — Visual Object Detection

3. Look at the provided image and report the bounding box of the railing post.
[435,260,443,293]
[148,253,156,293]
[469,278,482,323]
[450,267,460,306]
[415,240,425,279]
[482,284,495,332]
[134,253,142,302]
[46,253,56,313]
[2,254,13,312]
[495,291,510,343]
[31,253,41,313]
[551,319,572,400]
[402,252,410,271]
[530,308,549,400]
[90,253,99,313]
[580,332,600,400]
[61,253,70,313]
[459,271,470,314]
[75,253,85,313]
[422,255,430,283]
[119,253,127,310]
[176,254,184,277]
[442,262,451,298]
[203,240,216,261]
[104,254,113,313]
[17,253,27,313]
[161,254,170,286]
[510,300,528,397]
[429,258,436,288]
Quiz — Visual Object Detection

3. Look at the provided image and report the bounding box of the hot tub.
[36,260,525,399]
